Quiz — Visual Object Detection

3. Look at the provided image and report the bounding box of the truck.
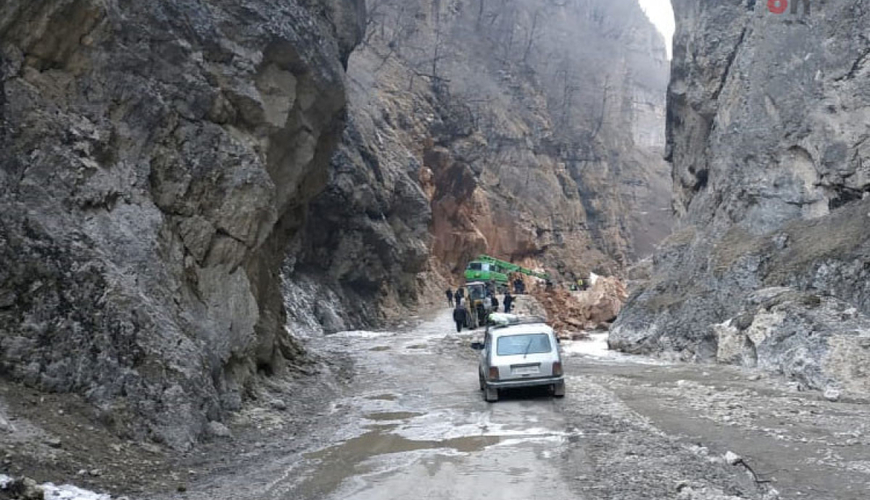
[463,255,550,288]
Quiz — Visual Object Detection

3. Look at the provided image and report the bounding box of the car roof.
[490,323,554,338]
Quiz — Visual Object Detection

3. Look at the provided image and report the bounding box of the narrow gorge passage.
[3,2,870,499]
[145,309,870,500]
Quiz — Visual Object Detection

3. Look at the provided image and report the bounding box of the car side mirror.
[470,342,484,351]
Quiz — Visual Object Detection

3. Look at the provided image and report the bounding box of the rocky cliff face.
[305,0,673,290]
[0,0,674,450]
[612,0,870,395]
[0,0,364,449]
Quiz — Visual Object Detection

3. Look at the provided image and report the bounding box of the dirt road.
[145,310,870,500]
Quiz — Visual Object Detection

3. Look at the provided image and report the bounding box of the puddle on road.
[305,429,501,462]
[365,394,398,401]
[297,429,501,500]
[365,411,423,421]
[507,466,532,477]
[368,346,391,352]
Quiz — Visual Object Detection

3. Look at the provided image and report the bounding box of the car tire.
[484,385,499,402]
[553,381,566,398]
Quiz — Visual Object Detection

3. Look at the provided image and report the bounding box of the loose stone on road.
[147,310,870,500]
[267,311,767,500]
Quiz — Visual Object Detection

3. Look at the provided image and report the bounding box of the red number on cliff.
[768,0,788,14]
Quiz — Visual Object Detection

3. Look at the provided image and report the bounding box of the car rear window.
[496,334,552,356]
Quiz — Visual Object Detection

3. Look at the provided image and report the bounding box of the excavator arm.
[476,255,550,280]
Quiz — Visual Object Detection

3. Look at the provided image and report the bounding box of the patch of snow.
[562,333,611,357]
[561,333,667,365]
[330,329,396,339]
[43,483,112,500]
[0,475,110,500]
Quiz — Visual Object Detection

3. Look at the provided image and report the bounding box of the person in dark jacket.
[456,287,465,301]
[503,291,514,313]
[446,289,454,308]
[452,305,467,333]
[490,294,499,310]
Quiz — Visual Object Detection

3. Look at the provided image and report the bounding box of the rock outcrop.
[612,0,870,394]
[714,288,870,395]
[0,0,677,450]
[321,0,673,285]
[0,0,364,448]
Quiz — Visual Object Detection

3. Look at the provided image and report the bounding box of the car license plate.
[512,365,540,375]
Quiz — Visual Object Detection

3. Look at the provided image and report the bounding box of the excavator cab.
[464,281,490,329]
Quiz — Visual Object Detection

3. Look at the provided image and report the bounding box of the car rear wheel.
[553,381,565,398]
[484,385,499,402]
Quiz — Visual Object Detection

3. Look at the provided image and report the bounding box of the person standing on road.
[490,294,499,310]
[503,291,513,313]
[446,288,454,308]
[456,287,465,302]
[452,303,467,333]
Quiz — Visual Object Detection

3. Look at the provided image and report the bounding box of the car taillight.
[488,367,499,380]
[552,362,563,376]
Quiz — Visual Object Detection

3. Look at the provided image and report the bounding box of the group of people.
[445,287,463,308]
[569,278,588,291]
[445,287,514,333]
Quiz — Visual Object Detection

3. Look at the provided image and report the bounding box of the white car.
[471,318,565,402]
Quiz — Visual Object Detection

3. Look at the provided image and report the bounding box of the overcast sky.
[638,0,675,58]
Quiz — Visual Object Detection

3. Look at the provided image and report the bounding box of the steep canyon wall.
[0,0,364,448]
[298,0,674,297]
[612,0,870,395]
[0,0,676,448]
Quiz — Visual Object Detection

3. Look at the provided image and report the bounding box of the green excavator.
[463,254,550,285]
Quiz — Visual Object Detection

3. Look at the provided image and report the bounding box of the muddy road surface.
[148,310,870,500]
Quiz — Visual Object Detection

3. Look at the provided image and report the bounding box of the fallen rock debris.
[530,277,628,337]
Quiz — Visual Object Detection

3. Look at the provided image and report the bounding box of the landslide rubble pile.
[532,277,628,337]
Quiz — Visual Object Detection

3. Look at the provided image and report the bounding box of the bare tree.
[429,6,448,91]
[522,8,542,63]
[592,76,612,138]
[364,0,385,45]
[555,65,581,131]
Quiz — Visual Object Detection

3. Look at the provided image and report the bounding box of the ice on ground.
[0,475,111,500]
[43,483,112,500]
[562,333,612,358]
[562,333,666,365]
[329,329,396,339]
